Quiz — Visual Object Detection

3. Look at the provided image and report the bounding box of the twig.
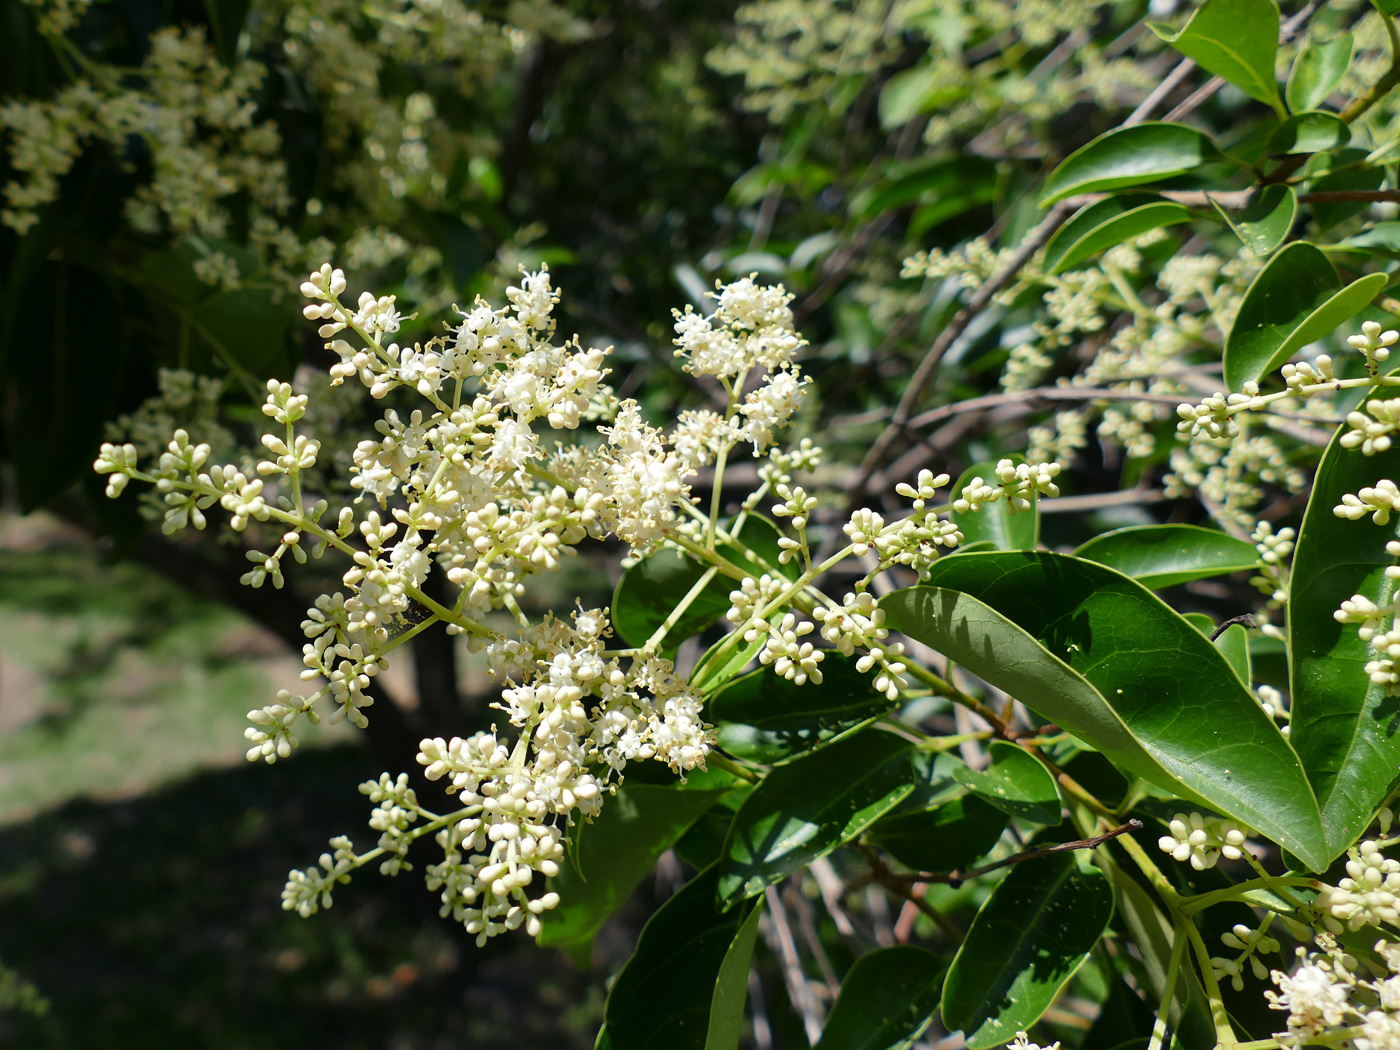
[1209,614,1256,642]
[853,200,1076,489]
[787,883,842,1001]
[853,844,963,942]
[906,386,1192,430]
[885,819,1144,888]
[808,857,860,939]
[763,886,826,1043]
[1039,488,1168,514]
[1161,75,1226,123]
[747,969,773,1050]
[1126,57,1198,125]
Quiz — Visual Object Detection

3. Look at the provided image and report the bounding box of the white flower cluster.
[281,607,713,946]
[1317,841,1400,934]
[1212,920,1281,992]
[1266,935,1400,1049]
[1176,387,1262,441]
[1157,811,1251,870]
[671,275,810,454]
[951,459,1061,515]
[1250,519,1296,608]
[98,266,850,945]
[1350,321,1400,375]
[1335,482,1400,527]
[1004,1033,1060,1050]
[1343,399,1400,457]
[1334,541,1400,694]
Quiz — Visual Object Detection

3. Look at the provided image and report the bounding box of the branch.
[885,819,1144,888]
[906,385,1192,430]
[763,886,826,1043]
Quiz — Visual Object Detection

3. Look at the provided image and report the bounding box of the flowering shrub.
[12,0,1400,1046]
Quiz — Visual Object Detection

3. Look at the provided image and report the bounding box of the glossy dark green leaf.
[1039,124,1217,206]
[1265,112,1349,156]
[951,460,1038,551]
[1074,524,1259,589]
[705,903,764,1050]
[539,778,732,953]
[675,805,739,871]
[1149,0,1281,108]
[1211,183,1296,257]
[1213,623,1252,687]
[952,741,1062,825]
[1288,32,1353,113]
[717,728,915,906]
[709,654,895,764]
[1042,197,1194,275]
[941,855,1113,1049]
[604,865,760,1050]
[880,554,1329,871]
[612,516,796,649]
[869,793,1008,873]
[1308,147,1386,230]
[1224,241,1385,392]
[1289,390,1400,860]
[612,550,729,650]
[814,946,946,1050]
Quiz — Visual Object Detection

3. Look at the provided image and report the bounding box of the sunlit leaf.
[881,554,1330,870]
[1149,0,1282,108]
[1039,124,1217,206]
[1074,524,1260,589]
[941,854,1113,1049]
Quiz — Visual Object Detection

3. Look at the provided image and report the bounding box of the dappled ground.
[0,515,606,1047]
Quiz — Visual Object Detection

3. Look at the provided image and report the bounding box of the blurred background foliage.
[4,0,1397,1042]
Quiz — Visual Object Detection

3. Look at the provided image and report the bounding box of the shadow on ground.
[0,744,604,1049]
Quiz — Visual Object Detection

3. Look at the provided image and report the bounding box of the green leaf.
[951,460,1039,551]
[941,854,1113,1049]
[705,904,764,1050]
[869,793,1008,872]
[1074,524,1260,589]
[1224,241,1385,392]
[1265,111,1350,156]
[1289,389,1400,859]
[814,946,946,1050]
[717,728,915,906]
[604,865,760,1050]
[1331,221,1400,257]
[1213,623,1252,687]
[1210,184,1297,257]
[539,780,731,953]
[612,549,729,650]
[1042,196,1195,275]
[1039,123,1218,206]
[1149,0,1282,109]
[612,516,796,649]
[1287,33,1354,113]
[709,654,896,764]
[951,740,1062,825]
[880,554,1330,871]
[878,64,968,129]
